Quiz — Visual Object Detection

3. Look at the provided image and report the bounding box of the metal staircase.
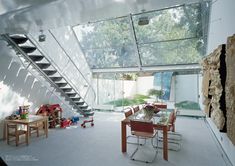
[2,34,94,116]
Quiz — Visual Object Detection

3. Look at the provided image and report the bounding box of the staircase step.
[50,77,63,82]
[83,108,92,112]
[20,46,36,53]
[61,88,73,92]
[79,105,88,109]
[67,93,77,97]
[44,70,57,76]
[10,36,28,44]
[56,82,67,87]
[37,63,51,69]
[28,55,44,62]
[70,97,81,101]
[83,111,94,117]
[75,101,85,105]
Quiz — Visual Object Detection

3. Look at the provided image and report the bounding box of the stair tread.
[28,55,44,61]
[10,36,28,44]
[44,70,57,75]
[50,77,63,82]
[20,46,36,53]
[36,63,51,69]
[56,83,67,87]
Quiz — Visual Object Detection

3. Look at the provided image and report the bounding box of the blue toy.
[71,116,79,124]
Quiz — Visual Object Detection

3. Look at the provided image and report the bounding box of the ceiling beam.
[91,63,201,73]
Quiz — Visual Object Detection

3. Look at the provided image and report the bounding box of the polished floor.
[0,112,232,166]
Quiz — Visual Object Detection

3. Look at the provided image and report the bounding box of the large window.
[74,2,210,70]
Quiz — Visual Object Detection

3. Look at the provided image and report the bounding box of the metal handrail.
[48,30,96,104]
[1,34,75,113]
[27,34,85,99]
[28,32,95,108]
[2,34,86,114]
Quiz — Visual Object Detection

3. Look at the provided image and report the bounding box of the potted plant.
[148,89,163,102]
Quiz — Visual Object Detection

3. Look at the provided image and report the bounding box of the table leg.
[163,126,168,161]
[121,121,126,152]
[45,119,48,138]
[26,124,29,145]
[3,121,6,140]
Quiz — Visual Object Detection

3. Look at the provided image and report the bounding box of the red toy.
[81,117,94,128]
[60,119,71,128]
[36,104,62,128]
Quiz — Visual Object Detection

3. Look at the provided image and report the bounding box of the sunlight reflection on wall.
[0,81,32,120]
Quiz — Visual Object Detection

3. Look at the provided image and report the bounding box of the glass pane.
[133,3,201,43]
[139,38,202,66]
[51,27,92,80]
[74,17,139,68]
[63,61,88,98]
[29,31,70,71]
[83,46,138,68]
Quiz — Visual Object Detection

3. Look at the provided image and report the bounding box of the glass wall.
[74,1,210,70]
[29,26,95,106]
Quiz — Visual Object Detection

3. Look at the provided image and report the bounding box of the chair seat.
[129,120,158,163]
[131,131,157,138]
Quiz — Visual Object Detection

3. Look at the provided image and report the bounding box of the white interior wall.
[206,0,235,165]
[0,41,74,139]
[207,0,235,53]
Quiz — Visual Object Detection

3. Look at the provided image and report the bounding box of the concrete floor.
[0,112,232,166]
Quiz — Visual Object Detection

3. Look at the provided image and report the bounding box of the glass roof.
[73,2,210,70]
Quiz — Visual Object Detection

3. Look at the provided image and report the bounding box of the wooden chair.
[124,108,133,118]
[124,108,146,145]
[132,106,140,113]
[130,120,158,163]
[7,123,27,146]
[29,122,44,137]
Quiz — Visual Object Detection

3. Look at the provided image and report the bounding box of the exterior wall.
[175,74,198,103]
[206,0,235,165]
[169,75,176,102]
[95,78,137,105]
[136,76,154,96]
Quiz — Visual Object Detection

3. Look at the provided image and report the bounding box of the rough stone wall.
[226,34,235,144]
[202,45,226,131]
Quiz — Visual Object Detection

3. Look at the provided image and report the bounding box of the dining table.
[121,108,171,161]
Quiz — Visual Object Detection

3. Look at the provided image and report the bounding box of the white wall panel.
[207,0,235,164]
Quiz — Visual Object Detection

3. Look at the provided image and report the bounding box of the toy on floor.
[71,116,79,125]
[60,118,71,128]
[81,117,94,128]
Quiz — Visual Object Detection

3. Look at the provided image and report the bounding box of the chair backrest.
[124,108,133,118]
[168,109,177,131]
[154,103,167,109]
[130,120,154,134]
[133,106,139,113]
[169,110,176,124]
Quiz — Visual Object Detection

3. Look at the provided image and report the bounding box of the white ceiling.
[0,0,202,34]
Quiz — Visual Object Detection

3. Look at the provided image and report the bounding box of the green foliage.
[106,94,150,107]
[75,3,207,69]
[133,94,149,100]
[148,89,163,98]
[175,101,201,110]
